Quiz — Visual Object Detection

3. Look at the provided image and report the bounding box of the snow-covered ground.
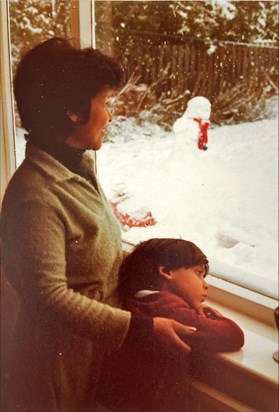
[97,108,278,298]
[15,101,278,298]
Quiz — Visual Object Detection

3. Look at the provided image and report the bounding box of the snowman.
[173,96,211,151]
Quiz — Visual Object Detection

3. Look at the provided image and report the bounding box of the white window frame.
[70,0,96,48]
[0,0,16,201]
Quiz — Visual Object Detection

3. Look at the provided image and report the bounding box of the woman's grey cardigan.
[1,142,131,411]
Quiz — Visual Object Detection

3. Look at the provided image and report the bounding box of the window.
[8,0,72,166]
[1,0,16,200]
[94,1,278,300]
[2,0,278,300]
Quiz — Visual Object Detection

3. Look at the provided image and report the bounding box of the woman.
[0,38,195,411]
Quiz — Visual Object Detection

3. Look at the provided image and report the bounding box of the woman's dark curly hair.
[14,37,125,142]
[118,238,209,298]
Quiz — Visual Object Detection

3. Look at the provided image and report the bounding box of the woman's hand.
[153,317,196,355]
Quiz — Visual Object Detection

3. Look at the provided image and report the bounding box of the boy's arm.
[197,305,223,318]
[163,295,244,352]
[126,292,244,352]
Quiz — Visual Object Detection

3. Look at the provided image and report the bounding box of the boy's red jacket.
[125,290,244,352]
[97,291,244,411]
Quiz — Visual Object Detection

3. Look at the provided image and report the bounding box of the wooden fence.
[121,40,279,103]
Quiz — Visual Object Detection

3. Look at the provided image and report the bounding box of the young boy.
[97,238,244,412]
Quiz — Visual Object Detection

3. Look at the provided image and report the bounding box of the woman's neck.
[28,133,85,173]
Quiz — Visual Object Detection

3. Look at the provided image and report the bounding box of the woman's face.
[65,90,113,150]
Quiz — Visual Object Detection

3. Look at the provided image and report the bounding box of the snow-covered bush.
[113,77,191,131]
[211,75,278,125]
[113,74,278,130]
[104,115,170,144]
[9,0,71,71]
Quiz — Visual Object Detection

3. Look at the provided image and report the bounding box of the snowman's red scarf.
[193,117,210,150]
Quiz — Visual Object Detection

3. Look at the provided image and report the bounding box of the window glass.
[95,1,278,299]
[9,0,278,299]
[9,0,71,165]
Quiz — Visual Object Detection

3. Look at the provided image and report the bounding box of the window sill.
[190,322,278,411]
[193,289,278,411]
[205,294,278,380]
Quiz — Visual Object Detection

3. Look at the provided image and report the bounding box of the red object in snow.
[110,195,156,228]
[193,117,210,150]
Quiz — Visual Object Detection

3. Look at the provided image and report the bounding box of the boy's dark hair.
[118,238,209,297]
[14,37,124,142]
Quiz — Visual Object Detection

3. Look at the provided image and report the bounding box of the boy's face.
[166,264,208,312]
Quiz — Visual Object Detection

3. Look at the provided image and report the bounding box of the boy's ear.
[158,266,172,280]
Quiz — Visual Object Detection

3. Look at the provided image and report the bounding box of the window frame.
[70,0,96,48]
[0,0,16,200]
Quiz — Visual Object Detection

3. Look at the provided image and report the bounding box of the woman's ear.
[158,266,172,280]
[67,111,78,123]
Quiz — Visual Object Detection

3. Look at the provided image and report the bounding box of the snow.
[213,0,236,20]
[15,100,278,299]
[97,107,278,299]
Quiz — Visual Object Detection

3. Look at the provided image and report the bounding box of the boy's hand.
[153,317,196,356]
[198,305,223,318]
